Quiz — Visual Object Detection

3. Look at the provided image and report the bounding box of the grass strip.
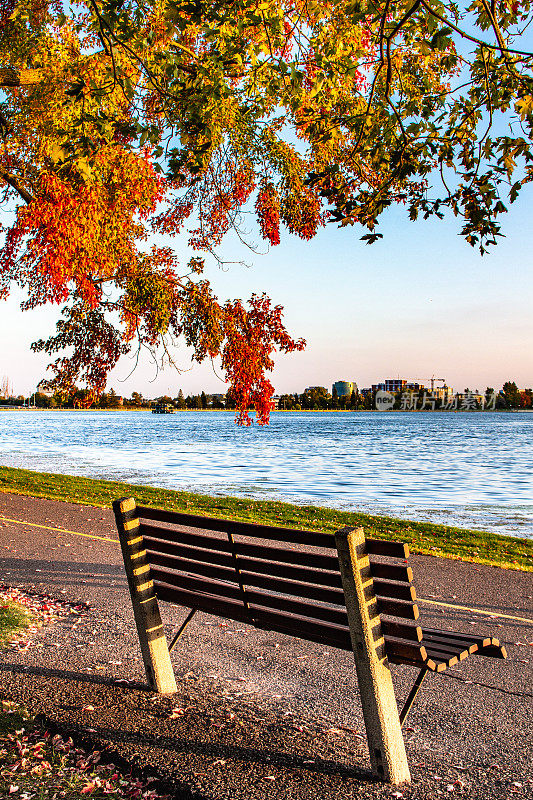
[0,600,32,647]
[0,465,531,572]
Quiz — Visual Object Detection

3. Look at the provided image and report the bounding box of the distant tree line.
[277,386,365,411]
[277,383,533,411]
[1,387,127,408]
[151,389,237,410]
[500,382,532,410]
[1,381,531,411]
[1,387,239,410]
[389,382,532,411]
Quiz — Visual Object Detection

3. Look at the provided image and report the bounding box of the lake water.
[0,408,532,539]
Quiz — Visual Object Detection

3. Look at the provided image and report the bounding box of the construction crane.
[413,376,446,391]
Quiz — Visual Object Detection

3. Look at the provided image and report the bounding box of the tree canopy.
[1,1,532,421]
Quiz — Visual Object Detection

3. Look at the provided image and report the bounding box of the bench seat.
[420,629,505,670]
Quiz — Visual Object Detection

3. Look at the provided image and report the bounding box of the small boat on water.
[152,403,176,414]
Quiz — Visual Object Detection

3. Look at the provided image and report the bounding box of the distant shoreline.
[0,406,526,414]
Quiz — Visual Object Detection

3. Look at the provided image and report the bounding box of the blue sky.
[1,185,532,398]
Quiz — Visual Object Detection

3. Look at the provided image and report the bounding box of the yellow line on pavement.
[0,515,119,544]
[418,597,533,625]
[1,514,532,625]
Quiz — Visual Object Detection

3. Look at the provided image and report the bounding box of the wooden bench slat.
[424,642,465,660]
[251,607,352,649]
[141,524,233,552]
[421,627,493,648]
[151,560,420,622]
[251,607,426,663]
[380,637,426,665]
[151,567,242,602]
[143,537,235,569]
[139,507,407,558]
[239,570,346,605]
[380,619,423,642]
[373,579,417,602]
[422,631,479,654]
[421,639,470,661]
[154,581,251,624]
[366,540,409,559]
[368,562,414,583]
[245,589,349,627]
[153,563,350,628]
[237,556,344,588]
[143,527,341,572]
[153,568,350,629]
[376,597,419,620]
[424,647,460,668]
[147,550,238,584]
[145,532,339,572]
[235,540,340,570]
[138,506,336,548]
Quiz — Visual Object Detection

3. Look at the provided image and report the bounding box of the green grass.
[0,464,531,571]
[0,600,32,646]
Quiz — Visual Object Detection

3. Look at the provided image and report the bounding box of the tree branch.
[0,170,35,202]
[0,68,44,87]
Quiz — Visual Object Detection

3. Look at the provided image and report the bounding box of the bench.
[113,497,507,785]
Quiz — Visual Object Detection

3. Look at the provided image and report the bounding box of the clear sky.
[1,184,532,398]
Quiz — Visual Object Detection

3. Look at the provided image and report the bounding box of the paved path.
[0,491,531,799]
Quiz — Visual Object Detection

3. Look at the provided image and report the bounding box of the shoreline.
[0,465,530,571]
[1,406,527,413]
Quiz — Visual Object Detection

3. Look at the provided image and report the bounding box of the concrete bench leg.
[113,497,177,694]
[335,527,411,784]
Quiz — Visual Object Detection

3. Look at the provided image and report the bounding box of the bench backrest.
[135,505,424,667]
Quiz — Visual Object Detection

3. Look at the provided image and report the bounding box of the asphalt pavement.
[0,491,531,799]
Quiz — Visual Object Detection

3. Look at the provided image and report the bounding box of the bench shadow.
[0,558,123,590]
[0,663,375,788]
[0,662,146,690]
[75,722,375,782]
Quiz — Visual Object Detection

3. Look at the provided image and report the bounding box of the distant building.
[385,378,407,393]
[332,380,358,397]
[361,387,373,398]
[455,390,484,406]
[372,379,428,394]
[434,385,453,402]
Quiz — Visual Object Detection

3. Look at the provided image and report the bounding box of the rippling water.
[0,408,531,538]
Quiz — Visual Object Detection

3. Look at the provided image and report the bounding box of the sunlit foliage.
[1,1,532,420]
